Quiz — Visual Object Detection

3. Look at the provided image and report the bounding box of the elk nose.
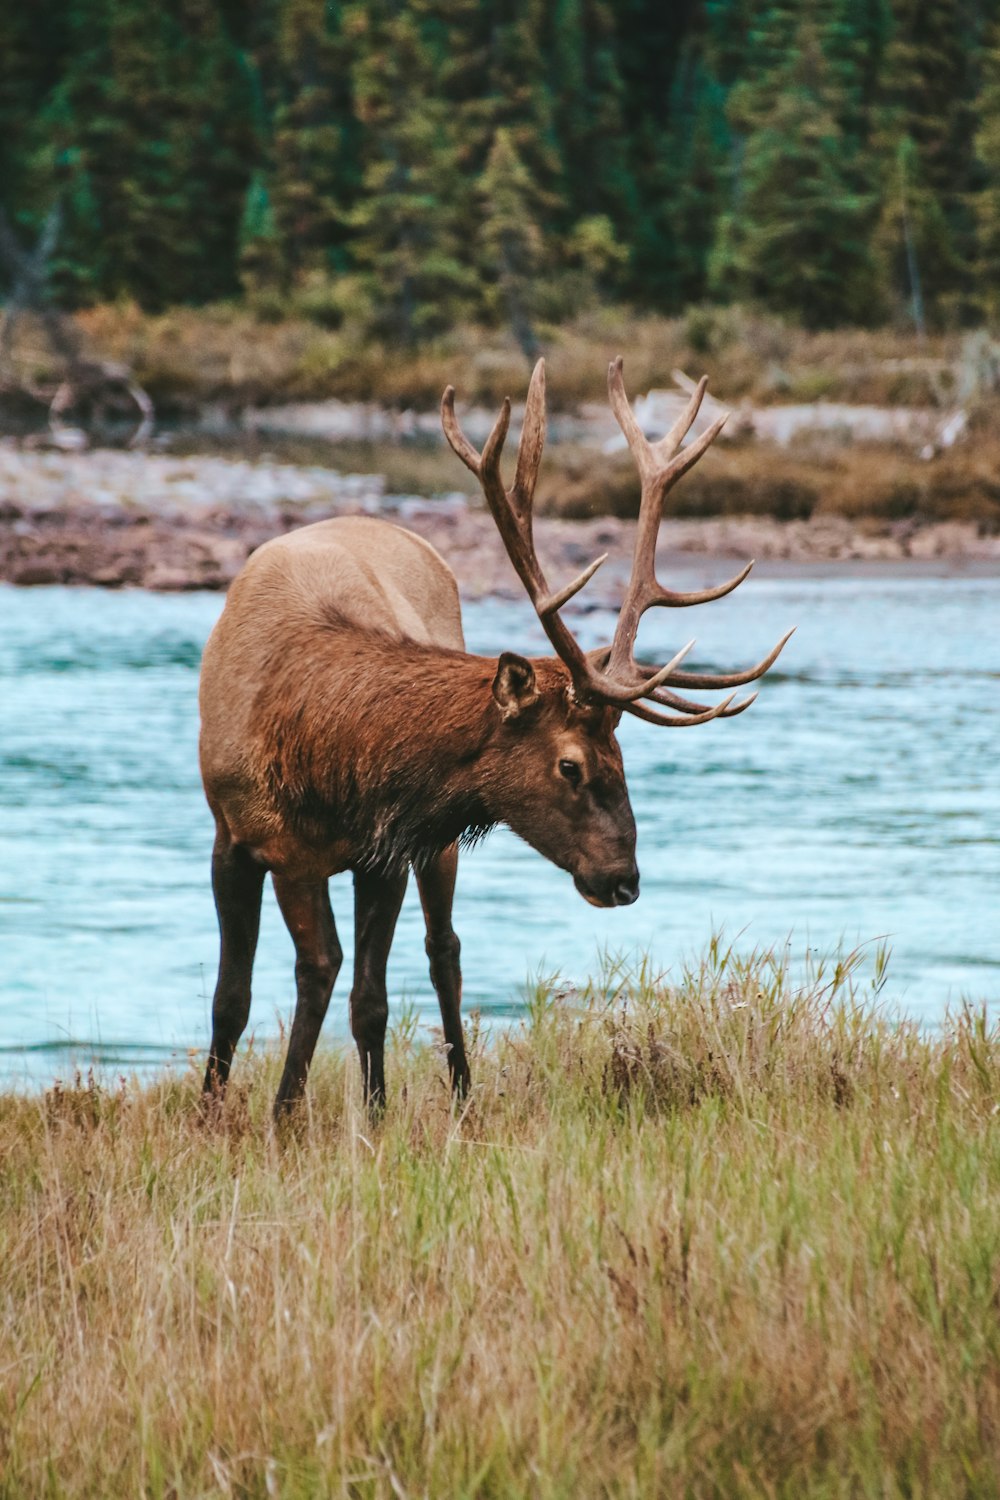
[613,872,640,906]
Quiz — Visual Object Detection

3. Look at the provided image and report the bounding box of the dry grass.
[170,416,1000,533]
[8,303,1000,529]
[538,431,1000,531]
[61,304,1000,531]
[2,945,1000,1497]
[66,302,975,413]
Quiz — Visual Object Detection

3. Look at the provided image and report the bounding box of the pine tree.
[0,0,993,331]
[870,0,978,324]
[825,0,891,147]
[348,2,476,342]
[653,38,731,309]
[268,0,358,283]
[167,0,260,301]
[479,128,544,357]
[37,0,256,307]
[476,0,564,213]
[238,171,285,302]
[615,0,714,308]
[974,18,1000,325]
[548,0,635,244]
[710,14,874,326]
[0,1,68,235]
[421,0,564,251]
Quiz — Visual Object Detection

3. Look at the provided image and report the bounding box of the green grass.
[2,945,999,1497]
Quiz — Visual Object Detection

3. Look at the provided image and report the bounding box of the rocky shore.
[1,443,997,599]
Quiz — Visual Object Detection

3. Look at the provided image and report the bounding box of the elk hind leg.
[273,875,343,1117]
[416,844,470,1098]
[203,833,266,1101]
[351,866,408,1113]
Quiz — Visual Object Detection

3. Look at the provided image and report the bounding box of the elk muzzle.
[573,863,640,908]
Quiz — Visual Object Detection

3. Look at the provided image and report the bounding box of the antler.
[441,357,792,726]
[602,357,794,721]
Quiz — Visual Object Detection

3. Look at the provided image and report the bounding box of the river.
[1,565,998,1085]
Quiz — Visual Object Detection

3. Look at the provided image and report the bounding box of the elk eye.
[558,758,582,788]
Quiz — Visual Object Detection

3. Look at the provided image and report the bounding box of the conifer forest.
[3,0,1000,340]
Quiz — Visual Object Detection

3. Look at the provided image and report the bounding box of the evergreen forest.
[3,0,1000,340]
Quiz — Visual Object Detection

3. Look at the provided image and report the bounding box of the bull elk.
[199,358,791,1117]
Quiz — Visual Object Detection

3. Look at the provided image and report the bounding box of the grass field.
[2,946,999,1497]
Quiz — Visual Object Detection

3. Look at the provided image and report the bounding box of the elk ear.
[492,652,539,719]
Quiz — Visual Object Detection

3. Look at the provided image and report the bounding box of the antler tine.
[644,678,748,715]
[605,355,741,684]
[607,354,655,481]
[480,396,512,491]
[653,408,729,498]
[622,689,749,728]
[445,386,540,596]
[442,360,791,726]
[625,639,696,698]
[652,373,709,464]
[662,628,796,688]
[574,640,701,709]
[538,553,608,616]
[644,686,758,717]
[654,559,753,609]
[586,645,720,715]
[441,385,485,477]
[441,365,606,693]
[608,357,710,480]
[512,358,547,513]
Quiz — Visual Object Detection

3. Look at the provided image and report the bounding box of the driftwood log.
[0,205,153,448]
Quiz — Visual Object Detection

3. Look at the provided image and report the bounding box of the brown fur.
[198,514,639,1115]
[254,618,502,869]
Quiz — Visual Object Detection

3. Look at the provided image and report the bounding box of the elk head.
[441,358,792,908]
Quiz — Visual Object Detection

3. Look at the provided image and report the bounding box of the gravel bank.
[1,443,997,596]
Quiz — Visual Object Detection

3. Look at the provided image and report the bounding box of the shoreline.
[2,443,998,596]
[3,970,1000,1496]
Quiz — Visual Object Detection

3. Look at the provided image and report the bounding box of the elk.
[198,358,791,1117]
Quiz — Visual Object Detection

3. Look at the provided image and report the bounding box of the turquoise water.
[2,569,998,1085]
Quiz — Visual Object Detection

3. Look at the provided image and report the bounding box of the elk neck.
[255,617,523,867]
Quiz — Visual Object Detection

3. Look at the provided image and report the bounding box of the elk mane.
[253,611,499,871]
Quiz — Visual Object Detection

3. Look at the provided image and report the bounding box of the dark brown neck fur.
[252,615,520,869]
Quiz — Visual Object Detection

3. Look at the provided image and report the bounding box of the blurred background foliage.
[2,0,999,343]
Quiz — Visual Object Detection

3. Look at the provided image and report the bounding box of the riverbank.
[2,442,998,594]
[2,956,998,1496]
[4,306,1000,577]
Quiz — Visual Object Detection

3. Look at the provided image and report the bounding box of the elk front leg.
[272,875,343,1118]
[416,844,470,1098]
[202,834,266,1101]
[351,866,407,1114]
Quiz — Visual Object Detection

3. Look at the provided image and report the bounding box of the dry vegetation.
[2,946,1000,1497]
[72,302,972,412]
[186,426,1000,534]
[72,303,1000,533]
[5,304,1000,533]
[536,430,1000,532]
